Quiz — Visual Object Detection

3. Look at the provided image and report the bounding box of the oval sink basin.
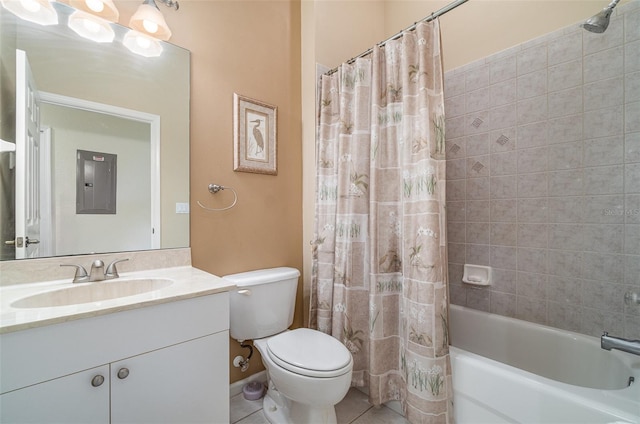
[11,279,174,308]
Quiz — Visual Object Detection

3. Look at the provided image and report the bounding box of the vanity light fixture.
[0,0,58,25]
[69,0,119,22]
[129,0,178,41]
[123,29,163,57]
[68,10,115,43]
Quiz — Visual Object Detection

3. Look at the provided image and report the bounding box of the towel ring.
[197,184,238,211]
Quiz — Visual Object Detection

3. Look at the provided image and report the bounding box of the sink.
[11,279,174,308]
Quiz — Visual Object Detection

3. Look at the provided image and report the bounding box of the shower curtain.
[310,20,452,423]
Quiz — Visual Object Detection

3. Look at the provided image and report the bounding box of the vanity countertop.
[0,266,235,334]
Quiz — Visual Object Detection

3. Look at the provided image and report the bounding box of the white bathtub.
[449,304,640,423]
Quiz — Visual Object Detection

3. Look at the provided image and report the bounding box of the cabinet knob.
[117,368,130,379]
[91,375,105,387]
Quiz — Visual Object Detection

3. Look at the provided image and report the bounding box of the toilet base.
[262,388,338,424]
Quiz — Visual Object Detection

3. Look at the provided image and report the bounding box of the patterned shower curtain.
[310,20,453,423]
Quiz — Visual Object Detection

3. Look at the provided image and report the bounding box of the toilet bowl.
[254,328,353,424]
[224,267,354,424]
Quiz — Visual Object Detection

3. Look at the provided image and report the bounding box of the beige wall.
[132,0,303,384]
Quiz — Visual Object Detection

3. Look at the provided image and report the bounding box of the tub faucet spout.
[601,332,640,356]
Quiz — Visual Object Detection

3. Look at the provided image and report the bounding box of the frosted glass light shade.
[123,29,163,57]
[129,0,171,41]
[68,10,115,43]
[69,0,119,22]
[0,0,58,25]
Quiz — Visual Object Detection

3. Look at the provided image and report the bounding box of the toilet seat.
[266,328,353,378]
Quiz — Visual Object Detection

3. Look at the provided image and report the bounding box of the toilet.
[224,267,353,424]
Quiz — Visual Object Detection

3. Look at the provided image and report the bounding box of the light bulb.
[142,19,158,34]
[82,17,100,33]
[85,0,104,13]
[19,0,41,13]
[136,36,151,49]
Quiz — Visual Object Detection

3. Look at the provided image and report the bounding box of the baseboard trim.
[230,370,268,397]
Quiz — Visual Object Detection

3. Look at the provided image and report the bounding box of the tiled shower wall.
[444,1,640,339]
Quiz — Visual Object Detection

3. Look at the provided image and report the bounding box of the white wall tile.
[548,86,583,118]
[549,169,584,196]
[444,94,465,118]
[625,7,640,42]
[626,71,640,103]
[492,198,518,222]
[625,101,640,133]
[547,196,584,223]
[490,245,517,270]
[465,87,491,113]
[465,133,490,156]
[517,44,547,75]
[584,105,624,138]
[626,132,640,163]
[583,224,624,253]
[517,224,548,248]
[584,135,624,166]
[517,69,547,100]
[490,104,517,131]
[548,59,582,91]
[465,65,491,92]
[517,121,548,148]
[517,172,548,197]
[490,79,516,107]
[584,46,624,83]
[626,163,640,193]
[518,146,548,173]
[444,72,465,99]
[467,176,490,200]
[625,40,640,73]
[583,194,625,223]
[466,200,490,222]
[490,175,517,199]
[583,17,624,55]
[490,128,518,153]
[584,76,624,111]
[585,165,624,194]
[491,150,518,176]
[517,95,548,125]
[517,198,548,223]
[548,30,582,66]
[549,140,583,170]
[490,53,517,84]
[548,114,583,144]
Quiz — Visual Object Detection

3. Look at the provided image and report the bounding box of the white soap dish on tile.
[462,264,491,286]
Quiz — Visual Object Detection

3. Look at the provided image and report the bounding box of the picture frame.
[233,93,277,175]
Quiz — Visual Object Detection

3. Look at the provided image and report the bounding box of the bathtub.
[449,304,640,423]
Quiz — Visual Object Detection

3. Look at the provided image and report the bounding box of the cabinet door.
[0,365,109,424]
[111,332,229,424]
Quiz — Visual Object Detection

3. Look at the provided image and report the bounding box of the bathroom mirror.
[0,2,190,261]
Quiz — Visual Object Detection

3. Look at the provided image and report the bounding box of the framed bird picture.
[233,93,277,175]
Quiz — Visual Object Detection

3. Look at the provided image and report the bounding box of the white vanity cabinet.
[0,365,110,423]
[0,292,230,423]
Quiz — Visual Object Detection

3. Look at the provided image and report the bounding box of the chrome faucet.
[89,260,106,282]
[601,332,640,356]
[105,258,129,279]
[62,258,130,283]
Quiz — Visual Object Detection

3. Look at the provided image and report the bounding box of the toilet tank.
[224,267,300,342]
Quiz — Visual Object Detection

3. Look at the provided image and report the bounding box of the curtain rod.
[325,0,470,76]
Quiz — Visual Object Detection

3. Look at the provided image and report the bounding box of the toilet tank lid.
[222,267,300,287]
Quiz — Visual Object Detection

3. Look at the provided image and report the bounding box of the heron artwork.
[250,118,265,159]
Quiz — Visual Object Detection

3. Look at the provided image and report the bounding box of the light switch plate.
[176,202,189,214]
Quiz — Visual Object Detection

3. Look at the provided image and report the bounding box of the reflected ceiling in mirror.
[0,1,190,261]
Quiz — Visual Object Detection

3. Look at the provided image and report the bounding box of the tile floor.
[231,387,410,424]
